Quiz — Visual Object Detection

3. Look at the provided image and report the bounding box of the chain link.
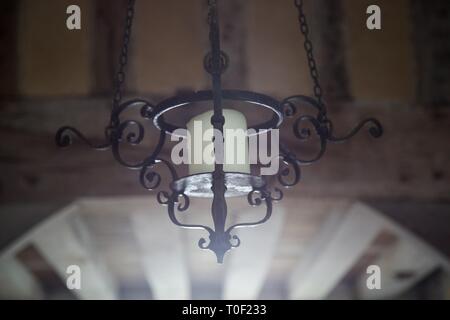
[112,0,136,112]
[294,0,325,114]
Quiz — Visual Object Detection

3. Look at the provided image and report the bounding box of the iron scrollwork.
[56,99,164,166]
[197,185,274,263]
[276,95,383,190]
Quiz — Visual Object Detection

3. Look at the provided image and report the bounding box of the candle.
[186,109,250,175]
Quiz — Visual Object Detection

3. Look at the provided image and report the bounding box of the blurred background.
[0,0,449,300]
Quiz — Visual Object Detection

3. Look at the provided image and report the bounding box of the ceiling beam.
[0,256,44,299]
[10,204,119,300]
[130,203,191,300]
[356,236,440,299]
[77,197,191,299]
[223,207,285,300]
[369,201,450,259]
[32,208,118,299]
[288,203,385,299]
[0,203,64,250]
[366,202,450,273]
[1,99,450,202]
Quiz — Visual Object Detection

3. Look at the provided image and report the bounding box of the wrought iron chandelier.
[56,0,382,263]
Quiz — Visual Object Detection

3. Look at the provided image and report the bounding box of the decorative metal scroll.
[56,99,165,170]
[274,95,383,193]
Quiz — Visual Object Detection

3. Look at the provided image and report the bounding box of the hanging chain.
[294,0,326,116]
[112,0,136,114]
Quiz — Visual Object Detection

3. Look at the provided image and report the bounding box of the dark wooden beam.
[0,202,65,250]
[280,102,450,201]
[16,245,77,299]
[0,98,449,202]
[369,200,450,258]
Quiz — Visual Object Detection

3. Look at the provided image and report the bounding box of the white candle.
[186,109,250,175]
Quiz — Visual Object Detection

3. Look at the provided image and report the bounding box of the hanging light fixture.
[56,0,383,263]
